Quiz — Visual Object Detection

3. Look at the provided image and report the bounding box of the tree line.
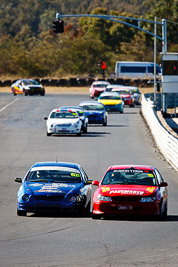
[0,0,177,78]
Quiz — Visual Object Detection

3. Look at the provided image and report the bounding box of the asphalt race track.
[0,92,178,267]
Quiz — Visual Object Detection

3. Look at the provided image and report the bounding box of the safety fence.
[142,94,178,172]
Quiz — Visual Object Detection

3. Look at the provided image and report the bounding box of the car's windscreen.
[81,104,104,110]
[114,90,130,94]
[50,111,78,119]
[130,89,139,93]
[101,169,157,186]
[24,80,40,85]
[99,95,121,100]
[94,84,108,88]
[26,169,82,183]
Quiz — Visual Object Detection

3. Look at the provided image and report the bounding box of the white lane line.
[0,98,18,113]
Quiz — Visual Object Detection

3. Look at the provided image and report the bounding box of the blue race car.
[79,101,108,126]
[15,162,93,216]
[60,106,88,133]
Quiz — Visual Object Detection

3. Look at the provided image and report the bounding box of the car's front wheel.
[47,132,52,136]
[17,209,27,216]
[92,213,101,219]
[23,90,28,96]
[103,118,107,126]
[77,131,81,136]
[12,89,16,96]
[83,125,87,133]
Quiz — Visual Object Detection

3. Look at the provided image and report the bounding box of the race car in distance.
[127,86,141,105]
[98,92,124,113]
[92,165,168,220]
[105,84,124,92]
[11,79,45,96]
[15,161,93,216]
[44,108,82,136]
[60,106,88,133]
[89,81,110,98]
[112,88,135,107]
[79,101,108,126]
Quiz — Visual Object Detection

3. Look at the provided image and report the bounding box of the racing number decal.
[147,173,154,177]
[146,187,156,193]
[102,186,110,193]
[71,173,80,177]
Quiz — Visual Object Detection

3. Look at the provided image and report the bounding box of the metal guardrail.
[142,94,178,171]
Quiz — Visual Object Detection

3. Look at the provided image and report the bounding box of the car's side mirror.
[159,181,168,187]
[85,180,93,185]
[15,178,22,183]
[92,180,99,186]
[44,117,47,120]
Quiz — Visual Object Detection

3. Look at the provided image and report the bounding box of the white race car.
[44,108,82,136]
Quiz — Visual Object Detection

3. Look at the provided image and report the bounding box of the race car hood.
[26,182,82,196]
[99,185,157,197]
[98,99,122,106]
[48,118,80,125]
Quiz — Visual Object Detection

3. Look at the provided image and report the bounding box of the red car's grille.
[112,196,141,202]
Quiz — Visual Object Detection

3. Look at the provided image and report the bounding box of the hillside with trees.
[0,0,177,78]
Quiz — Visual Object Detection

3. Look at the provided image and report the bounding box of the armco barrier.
[142,94,178,171]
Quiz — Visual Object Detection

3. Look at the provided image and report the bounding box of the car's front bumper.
[87,116,105,124]
[104,104,123,112]
[48,126,81,134]
[93,200,160,216]
[18,199,84,213]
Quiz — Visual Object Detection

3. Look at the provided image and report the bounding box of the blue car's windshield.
[26,169,82,183]
[81,104,104,110]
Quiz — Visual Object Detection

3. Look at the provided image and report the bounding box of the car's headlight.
[74,121,80,128]
[97,194,112,201]
[140,197,156,202]
[100,112,104,117]
[70,196,77,203]
[22,194,30,201]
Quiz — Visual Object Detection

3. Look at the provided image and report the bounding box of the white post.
[162,19,167,113]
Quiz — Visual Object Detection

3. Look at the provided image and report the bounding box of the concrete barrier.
[142,94,178,172]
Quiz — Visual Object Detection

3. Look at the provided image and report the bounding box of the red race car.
[92,165,168,220]
[112,88,135,107]
[89,81,110,98]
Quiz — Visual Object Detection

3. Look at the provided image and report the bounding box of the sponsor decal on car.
[102,186,110,193]
[109,190,144,195]
[146,187,156,193]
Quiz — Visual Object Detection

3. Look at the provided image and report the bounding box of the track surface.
[0,93,178,267]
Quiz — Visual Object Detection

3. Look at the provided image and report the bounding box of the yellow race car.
[98,92,124,113]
